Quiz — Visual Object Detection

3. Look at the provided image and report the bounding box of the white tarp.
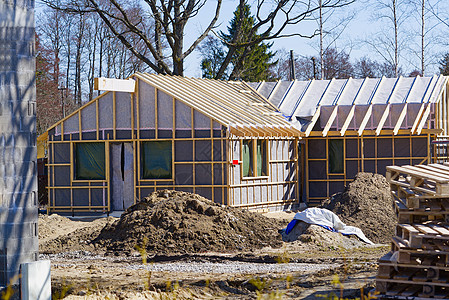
[292,207,374,245]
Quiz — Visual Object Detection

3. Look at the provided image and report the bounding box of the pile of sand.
[39,214,116,254]
[94,190,287,254]
[321,172,396,244]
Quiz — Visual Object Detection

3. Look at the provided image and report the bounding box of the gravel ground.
[132,261,338,274]
[41,251,337,275]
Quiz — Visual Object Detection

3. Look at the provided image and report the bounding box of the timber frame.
[43,73,301,213]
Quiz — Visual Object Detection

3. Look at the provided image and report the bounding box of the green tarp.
[242,140,253,177]
[75,142,106,180]
[256,140,267,176]
[328,139,344,174]
[141,141,172,179]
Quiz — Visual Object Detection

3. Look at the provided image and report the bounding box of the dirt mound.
[95,190,287,254]
[39,214,117,254]
[321,172,396,244]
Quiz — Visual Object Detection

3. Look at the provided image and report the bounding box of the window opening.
[74,142,106,180]
[243,139,268,177]
[328,139,344,174]
[141,141,172,179]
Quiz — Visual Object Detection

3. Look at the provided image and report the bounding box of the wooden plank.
[414,224,439,235]
[430,224,449,236]
[393,268,418,280]
[400,285,421,297]
[387,165,449,183]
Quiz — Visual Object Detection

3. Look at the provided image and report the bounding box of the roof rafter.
[375,76,402,136]
[340,77,368,136]
[303,78,336,137]
[393,76,419,135]
[322,78,351,137]
[358,76,385,136]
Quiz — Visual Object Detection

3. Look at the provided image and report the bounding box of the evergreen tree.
[439,53,449,76]
[201,2,276,81]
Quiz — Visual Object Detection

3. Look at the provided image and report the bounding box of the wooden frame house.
[250,75,449,206]
[41,73,301,213]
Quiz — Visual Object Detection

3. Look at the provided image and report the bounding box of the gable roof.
[46,73,300,138]
[251,75,448,136]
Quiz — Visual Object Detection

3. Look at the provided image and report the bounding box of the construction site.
[27,73,449,299]
[5,0,449,299]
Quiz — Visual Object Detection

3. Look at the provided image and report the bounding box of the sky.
[182,0,449,77]
[35,0,449,78]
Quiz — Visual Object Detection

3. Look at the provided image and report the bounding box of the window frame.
[328,138,345,175]
[73,141,106,181]
[140,140,173,180]
[241,139,269,179]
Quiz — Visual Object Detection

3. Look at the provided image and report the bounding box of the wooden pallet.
[395,223,449,249]
[376,280,449,299]
[387,164,449,197]
[391,237,449,265]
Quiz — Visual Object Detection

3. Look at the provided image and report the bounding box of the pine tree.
[439,53,449,76]
[200,2,276,81]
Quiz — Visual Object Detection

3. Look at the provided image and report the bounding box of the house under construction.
[250,75,449,205]
[40,73,301,213]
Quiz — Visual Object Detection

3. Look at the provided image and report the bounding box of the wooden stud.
[113,91,116,140]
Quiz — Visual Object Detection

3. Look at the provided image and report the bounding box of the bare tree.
[42,0,354,77]
[366,0,411,77]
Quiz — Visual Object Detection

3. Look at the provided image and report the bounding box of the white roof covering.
[253,76,448,136]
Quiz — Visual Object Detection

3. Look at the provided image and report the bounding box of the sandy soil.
[39,212,388,299]
[37,174,396,299]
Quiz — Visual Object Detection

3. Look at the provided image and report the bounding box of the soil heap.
[95,190,287,254]
[321,172,396,244]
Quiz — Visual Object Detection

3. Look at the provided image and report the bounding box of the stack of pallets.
[376,163,449,299]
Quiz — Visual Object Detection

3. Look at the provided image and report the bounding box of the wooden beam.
[393,76,419,135]
[340,78,368,136]
[375,76,402,135]
[322,78,351,137]
[94,77,136,93]
[358,76,385,136]
[411,75,438,134]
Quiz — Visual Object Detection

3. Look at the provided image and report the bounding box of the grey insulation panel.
[157,90,173,130]
[53,143,70,163]
[139,81,155,129]
[377,139,393,157]
[248,186,255,205]
[394,138,411,157]
[91,189,105,207]
[54,166,70,187]
[116,92,131,129]
[73,189,89,206]
[412,137,427,157]
[175,164,193,185]
[363,138,375,158]
[175,100,191,130]
[175,140,193,161]
[54,189,70,206]
[81,103,96,131]
[345,139,358,158]
[194,109,210,130]
[309,181,327,198]
[213,164,223,185]
[308,139,325,159]
[195,164,212,185]
[195,140,211,161]
[232,188,240,205]
[99,92,113,130]
[63,112,79,134]
[345,160,359,178]
[213,140,223,162]
[213,188,222,204]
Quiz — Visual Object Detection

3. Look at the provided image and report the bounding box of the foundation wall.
[0,0,38,286]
